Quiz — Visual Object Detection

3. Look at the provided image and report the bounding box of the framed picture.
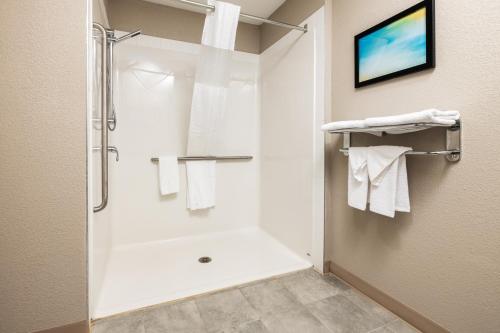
[355,0,435,88]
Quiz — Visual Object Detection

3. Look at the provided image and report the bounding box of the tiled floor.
[92,269,421,333]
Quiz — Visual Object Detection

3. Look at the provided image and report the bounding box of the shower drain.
[198,256,212,263]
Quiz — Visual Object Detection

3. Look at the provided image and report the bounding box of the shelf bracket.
[446,120,461,162]
[342,133,351,157]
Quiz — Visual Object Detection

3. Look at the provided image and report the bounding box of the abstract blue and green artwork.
[355,1,434,87]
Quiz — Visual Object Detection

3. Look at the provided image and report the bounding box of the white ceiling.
[142,0,287,24]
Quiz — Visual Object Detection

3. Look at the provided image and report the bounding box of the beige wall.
[107,0,260,54]
[260,0,325,52]
[327,1,500,332]
[0,1,88,332]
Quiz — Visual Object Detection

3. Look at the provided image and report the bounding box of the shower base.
[93,227,311,318]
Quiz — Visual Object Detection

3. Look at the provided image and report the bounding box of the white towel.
[348,148,369,210]
[321,120,366,132]
[365,109,460,128]
[186,0,240,210]
[158,156,179,195]
[321,109,460,134]
[186,161,216,210]
[366,146,412,218]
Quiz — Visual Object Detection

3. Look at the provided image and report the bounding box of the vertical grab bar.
[93,23,109,213]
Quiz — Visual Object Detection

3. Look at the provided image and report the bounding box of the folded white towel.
[365,109,460,128]
[322,109,460,134]
[158,156,179,196]
[367,146,412,218]
[348,148,369,210]
[186,161,216,210]
[321,120,366,132]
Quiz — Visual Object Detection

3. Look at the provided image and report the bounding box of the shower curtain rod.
[176,0,308,32]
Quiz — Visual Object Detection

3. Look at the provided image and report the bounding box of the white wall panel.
[260,8,325,268]
[110,35,260,246]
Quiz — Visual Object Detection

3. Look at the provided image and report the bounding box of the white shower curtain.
[186,0,240,210]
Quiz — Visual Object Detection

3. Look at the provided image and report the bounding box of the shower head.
[113,30,142,43]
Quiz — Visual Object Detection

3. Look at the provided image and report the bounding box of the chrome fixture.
[93,23,109,213]
[93,146,120,162]
[92,23,141,213]
[104,29,142,132]
[111,30,142,43]
[176,0,308,32]
[108,106,117,131]
[151,156,253,162]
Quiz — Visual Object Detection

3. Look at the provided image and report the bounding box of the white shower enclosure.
[88,7,326,319]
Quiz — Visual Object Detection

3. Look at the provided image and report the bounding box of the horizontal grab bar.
[151,156,253,162]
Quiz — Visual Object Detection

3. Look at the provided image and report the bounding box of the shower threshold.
[93,227,311,318]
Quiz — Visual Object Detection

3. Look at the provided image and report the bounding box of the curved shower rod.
[176,0,308,32]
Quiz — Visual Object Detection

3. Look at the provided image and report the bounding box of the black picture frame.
[354,0,435,88]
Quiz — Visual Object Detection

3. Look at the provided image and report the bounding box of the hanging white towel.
[366,146,412,218]
[158,156,179,196]
[348,148,369,211]
[186,161,216,210]
[186,0,240,210]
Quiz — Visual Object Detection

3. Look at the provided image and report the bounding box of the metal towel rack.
[328,121,462,162]
[151,156,253,162]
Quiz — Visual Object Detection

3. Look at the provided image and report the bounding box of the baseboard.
[35,320,89,333]
[327,261,449,333]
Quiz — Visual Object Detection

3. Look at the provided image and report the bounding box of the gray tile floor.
[92,269,421,333]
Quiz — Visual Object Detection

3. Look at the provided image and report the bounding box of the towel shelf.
[327,122,455,134]
[151,156,253,162]
[329,121,462,162]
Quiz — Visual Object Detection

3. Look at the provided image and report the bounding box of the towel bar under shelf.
[339,148,461,157]
[329,120,462,162]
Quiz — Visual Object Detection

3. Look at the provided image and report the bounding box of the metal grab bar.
[92,25,141,212]
[151,156,253,162]
[93,23,109,213]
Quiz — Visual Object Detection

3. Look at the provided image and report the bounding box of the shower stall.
[88,3,326,319]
